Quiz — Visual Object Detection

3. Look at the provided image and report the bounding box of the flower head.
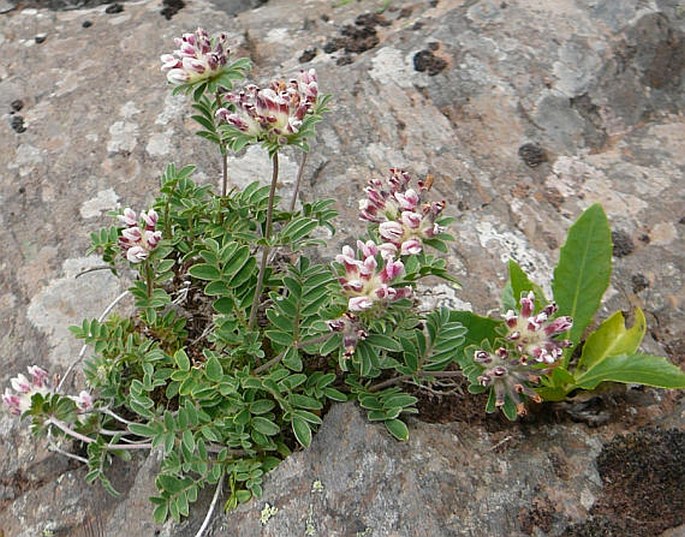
[359,169,446,255]
[161,27,231,85]
[336,240,412,313]
[327,313,368,358]
[118,208,163,264]
[215,69,320,146]
[503,291,573,364]
[473,347,547,416]
[3,366,52,416]
[70,391,94,413]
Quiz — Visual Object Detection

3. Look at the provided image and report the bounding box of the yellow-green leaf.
[578,308,646,371]
[575,353,685,390]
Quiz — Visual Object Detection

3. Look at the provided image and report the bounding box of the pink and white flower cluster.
[2,366,51,416]
[161,27,230,85]
[474,347,545,416]
[118,208,162,264]
[504,291,573,364]
[472,291,573,414]
[359,168,446,255]
[336,240,412,312]
[3,366,94,418]
[327,313,368,358]
[215,69,319,144]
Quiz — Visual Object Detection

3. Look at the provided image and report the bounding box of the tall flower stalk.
[248,152,279,330]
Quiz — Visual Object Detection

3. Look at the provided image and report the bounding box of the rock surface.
[1,0,684,536]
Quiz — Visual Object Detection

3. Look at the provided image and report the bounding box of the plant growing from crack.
[4,26,685,533]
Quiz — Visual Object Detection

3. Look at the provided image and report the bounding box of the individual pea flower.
[504,291,573,364]
[70,391,94,413]
[335,240,412,313]
[359,169,447,255]
[2,365,52,416]
[474,347,546,416]
[160,27,230,85]
[327,313,368,357]
[215,69,320,145]
[117,208,163,264]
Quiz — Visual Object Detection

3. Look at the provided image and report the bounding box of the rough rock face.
[1,0,684,536]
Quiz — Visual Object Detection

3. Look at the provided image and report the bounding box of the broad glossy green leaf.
[577,308,645,371]
[552,204,612,346]
[574,353,685,390]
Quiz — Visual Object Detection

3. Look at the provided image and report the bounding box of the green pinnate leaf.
[205,356,223,382]
[552,204,612,346]
[188,263,221,281]
[174,349,191,372]
[252,417,280,436]
[384,419,409,441]
[291,416,312,448]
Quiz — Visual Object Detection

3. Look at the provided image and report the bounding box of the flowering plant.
[4,26,685,531]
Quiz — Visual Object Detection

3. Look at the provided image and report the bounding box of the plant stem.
[368,370,463,393]
[221,149,228,198]
[46,417,152,451]
[248,152,279,330]
[57,291,129,393]
[145,260,154,299]
[216,90,230,197]
[289,151,308,212]
[254,333,332,374]
[194,474,225,537]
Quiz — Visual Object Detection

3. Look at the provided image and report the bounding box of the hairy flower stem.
[248,152,279,330]
[45,417,152,450]
[215,91,230,198]
[368,370,463,393]
[289,152,308,212]
[221,149,229,197]
[145,261,154,299]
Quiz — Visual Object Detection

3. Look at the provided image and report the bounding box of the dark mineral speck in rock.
[631,273,649,294]
[105,3,123,14]
[160,0,184,20]
[299,48,317,63]
[413,49,447,75]
[35,34,47,44]
[10,115,26,133]
[82,20,93,27]
[611,230,635,257]
[518,143,548,167]
[336,54,354,66]
[10,99,24,112]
